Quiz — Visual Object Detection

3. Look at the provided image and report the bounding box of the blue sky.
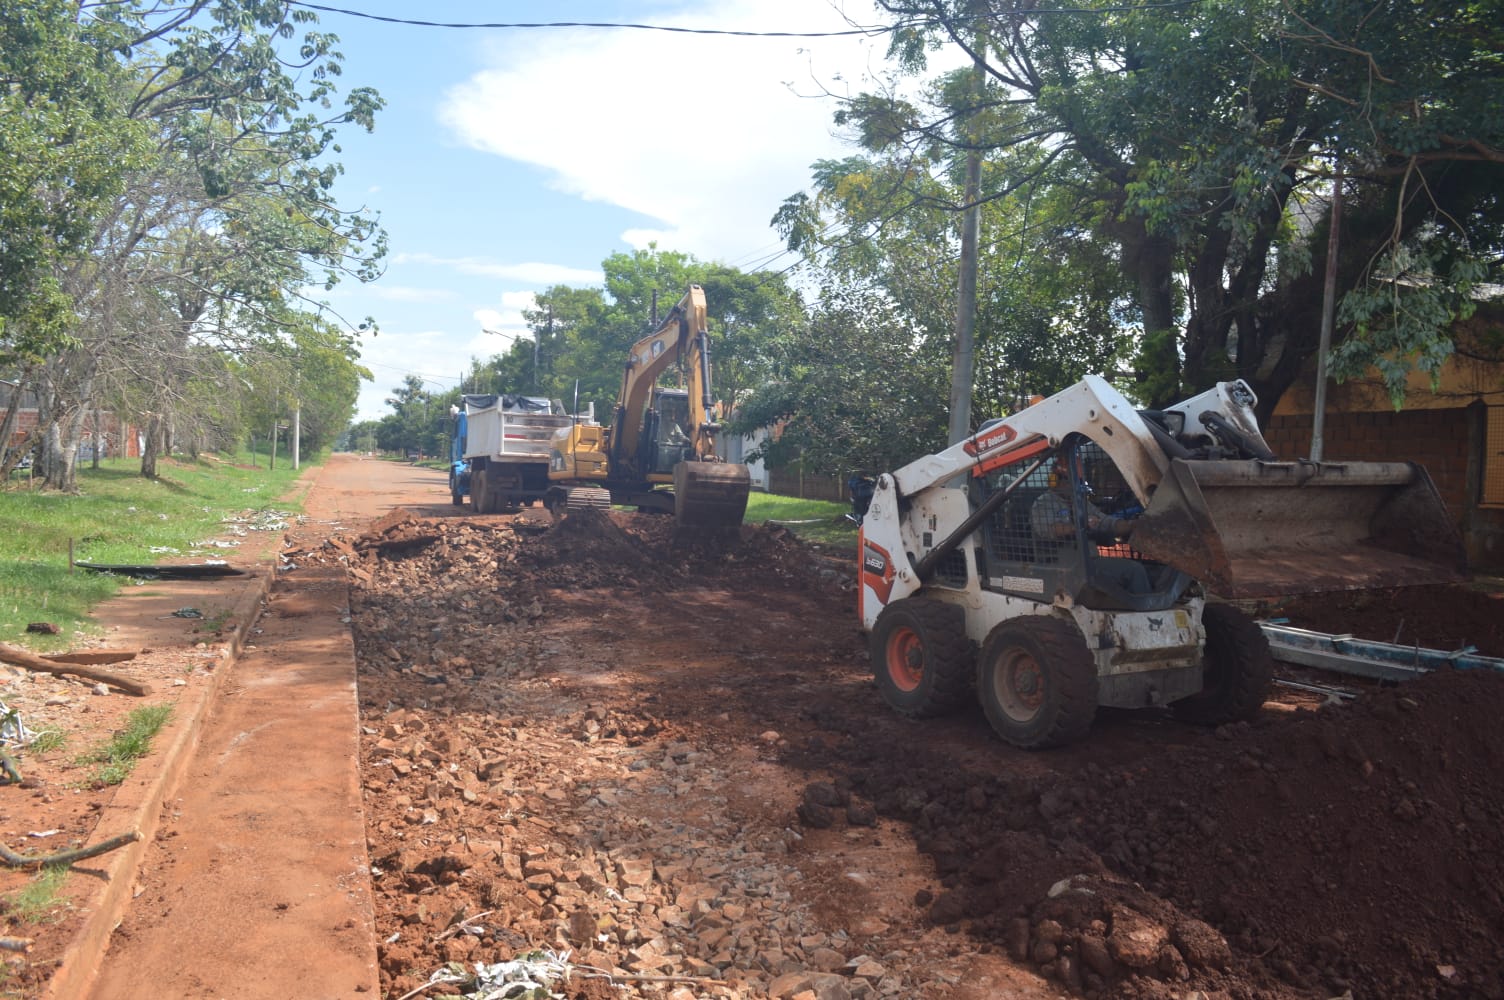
[303,0,906,421]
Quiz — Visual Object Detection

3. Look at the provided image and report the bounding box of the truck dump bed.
[461,394,570,460]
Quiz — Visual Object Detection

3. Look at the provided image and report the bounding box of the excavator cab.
[641,388,695,476]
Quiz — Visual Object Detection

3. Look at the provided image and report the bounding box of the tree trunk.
[140,413,162,479]
[1126,230,1182,407]
[41,420,79,492]
[0,380,25,477]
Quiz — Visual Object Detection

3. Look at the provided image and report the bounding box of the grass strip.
[74,704,174,787]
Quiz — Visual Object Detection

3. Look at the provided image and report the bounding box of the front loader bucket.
[1128,459,1465,599]
[673,461,751,530]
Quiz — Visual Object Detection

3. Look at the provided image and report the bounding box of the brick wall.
[6,410,140,459]
[1264,409,1472,515]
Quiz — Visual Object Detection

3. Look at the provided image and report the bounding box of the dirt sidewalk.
[18,455,450,1000]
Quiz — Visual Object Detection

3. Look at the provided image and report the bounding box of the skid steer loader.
[857,376,1464,748]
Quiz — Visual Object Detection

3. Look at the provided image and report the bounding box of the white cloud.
[438,0,893,265]
[367,285,455,303]
[499,289,539,311]
[392,252,602,285]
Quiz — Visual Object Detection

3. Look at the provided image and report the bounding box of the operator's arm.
[1085,499,1135,543]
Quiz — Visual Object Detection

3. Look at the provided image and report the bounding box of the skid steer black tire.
[870,599,975,718]
[1172,603,1273,725]
[977,615,1097,749]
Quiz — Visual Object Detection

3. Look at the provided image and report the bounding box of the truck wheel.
[470,472,487,514]
[977,615,1097,749]
[1172,603,1272,725]
[870,599,974,717]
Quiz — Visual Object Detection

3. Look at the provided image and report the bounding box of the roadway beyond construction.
[3,454,1502,1000]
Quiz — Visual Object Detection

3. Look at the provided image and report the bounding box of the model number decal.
[1001,575,1045,594]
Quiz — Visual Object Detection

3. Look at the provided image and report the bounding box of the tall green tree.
[732,283,950,475]
[4,0,385,488]
[0,1,148,350]
[840,0,1503,415]
[514,248,798,420]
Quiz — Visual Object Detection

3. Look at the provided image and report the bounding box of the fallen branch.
[0,831,141,871]
[42,649,139,666]
[432,909,496,943]
[0,643,150,696]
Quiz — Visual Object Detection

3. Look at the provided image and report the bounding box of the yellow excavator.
[546,285,751,529]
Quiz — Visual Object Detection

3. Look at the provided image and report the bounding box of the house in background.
[1265,319,1504,572]
[725,423,850,503]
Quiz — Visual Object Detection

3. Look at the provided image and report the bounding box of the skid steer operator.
[1030,452,1134,544]
[1031,450,1152,596]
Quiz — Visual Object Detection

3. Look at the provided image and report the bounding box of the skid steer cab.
[857,376,1464,749]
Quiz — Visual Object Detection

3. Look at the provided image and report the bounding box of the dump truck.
[451,393,571,513]
[547,285,751,529]
[857,376,1465,748]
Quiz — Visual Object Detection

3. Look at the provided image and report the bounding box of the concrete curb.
[44,556,280,1000]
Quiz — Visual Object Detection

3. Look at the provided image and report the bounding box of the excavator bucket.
[673,461,751,530]
[1127,459,1466,599]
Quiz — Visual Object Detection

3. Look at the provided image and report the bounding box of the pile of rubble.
[325,509,1504,1000]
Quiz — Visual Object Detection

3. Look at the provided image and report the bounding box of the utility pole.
[292,404,301,470]
[538,307,549,392]
[1311,161,1343,462]
[948,37,986,446]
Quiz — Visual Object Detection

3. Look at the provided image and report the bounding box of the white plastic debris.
[416,950,573,1000]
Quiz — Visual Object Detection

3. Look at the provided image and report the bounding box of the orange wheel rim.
[886,627,925,692]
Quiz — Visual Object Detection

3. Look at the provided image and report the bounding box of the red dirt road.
[5,454,1502,1000]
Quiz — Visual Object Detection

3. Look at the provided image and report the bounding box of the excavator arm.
[612,286,715,465]
[605,285,750,528]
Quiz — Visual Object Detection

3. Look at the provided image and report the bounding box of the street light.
[482,327,539,391]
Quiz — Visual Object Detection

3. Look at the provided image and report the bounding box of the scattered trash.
[0,702,39,748]
[27,831,59,839]
[405,951,572,1000]
[157,608,203,620]
[24,623,59,635]
[222,509,296,533]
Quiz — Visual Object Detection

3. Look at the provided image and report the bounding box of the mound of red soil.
[843,667,1504,999]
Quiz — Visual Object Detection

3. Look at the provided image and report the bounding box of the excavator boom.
[550,285,750,530]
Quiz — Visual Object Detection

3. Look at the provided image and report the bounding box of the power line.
[284,3,886,35]
[285,1,1203,33]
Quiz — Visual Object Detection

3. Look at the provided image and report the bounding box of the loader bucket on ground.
[1127,459,1465,599]
[673,461,751,530]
